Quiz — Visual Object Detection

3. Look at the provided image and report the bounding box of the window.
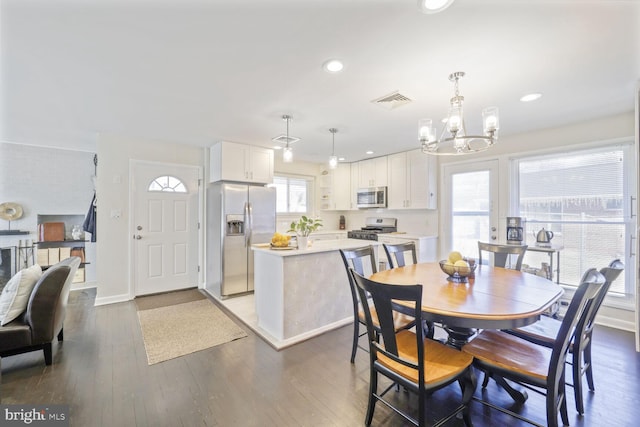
[274,175,314,214]
[514,144,633,297]
[148,176,187,193]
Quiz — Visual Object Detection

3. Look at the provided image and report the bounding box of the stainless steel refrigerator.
[206,182,276,298]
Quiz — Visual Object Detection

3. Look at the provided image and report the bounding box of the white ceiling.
[1,0,639,163]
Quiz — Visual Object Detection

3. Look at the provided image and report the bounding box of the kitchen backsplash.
[277,209,438,235]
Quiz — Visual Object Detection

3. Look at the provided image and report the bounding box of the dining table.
[369,262,564,348]
[369,262,564,403]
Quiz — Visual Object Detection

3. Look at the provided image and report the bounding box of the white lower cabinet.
[311,231,348,241]
[377,235,437,269]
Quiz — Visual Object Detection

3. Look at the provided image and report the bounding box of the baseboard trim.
[94,293,132,306]
[596,314,636,332]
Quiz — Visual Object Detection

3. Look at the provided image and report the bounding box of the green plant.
[288,216,323,237]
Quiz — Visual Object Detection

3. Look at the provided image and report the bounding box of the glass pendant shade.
[482,107,499,133]
[329,155,338,169]
[281,114,293,163]
[283,146,293,163]
[328,128,338,169]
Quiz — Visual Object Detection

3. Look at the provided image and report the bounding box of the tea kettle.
[535,228,554,244]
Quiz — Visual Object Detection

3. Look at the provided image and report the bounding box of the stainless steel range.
[347,217,397,241]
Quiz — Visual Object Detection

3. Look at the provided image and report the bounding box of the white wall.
[0,142,95,233]
[0,142,96,284]
[94,134,204,305]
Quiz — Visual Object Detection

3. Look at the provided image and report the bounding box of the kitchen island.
[251,238,381,349]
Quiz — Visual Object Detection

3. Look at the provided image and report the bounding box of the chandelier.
[328,128,338,169]
[419,71,499,155]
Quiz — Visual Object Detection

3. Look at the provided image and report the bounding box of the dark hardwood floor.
[2,288,638,426]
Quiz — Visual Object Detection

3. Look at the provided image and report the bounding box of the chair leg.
[57,328,64,342]
[481,371,491,388]
[43,342,53,366]
[461,367,476,426]
[365,368,378,426]
[572,350,585,415]
[560,388,569,427]
[584,341,595,391]
[548,378,569,427]
[350,320,359,363]
[423,320,435,339]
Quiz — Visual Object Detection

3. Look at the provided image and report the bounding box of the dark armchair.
[0,257,80,365]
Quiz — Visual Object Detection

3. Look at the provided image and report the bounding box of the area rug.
[135,288,206,311]
[136,291,247,365]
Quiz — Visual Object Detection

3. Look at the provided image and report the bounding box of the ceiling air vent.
[271,134,301,145]
[371,91,413,109]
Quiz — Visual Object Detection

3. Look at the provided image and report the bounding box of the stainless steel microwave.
[357,186,387,209]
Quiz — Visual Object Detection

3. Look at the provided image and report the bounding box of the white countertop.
[252,238,379,257]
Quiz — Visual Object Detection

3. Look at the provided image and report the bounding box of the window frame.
[510,140,635,307]
[273,173,316,217]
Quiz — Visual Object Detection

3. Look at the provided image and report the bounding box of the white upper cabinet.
[387,149,437,209]
[333,163,351,210]
[350,162,359,210]
[358,156,388,188]
[319,163,351,211]
[209,141,274,184]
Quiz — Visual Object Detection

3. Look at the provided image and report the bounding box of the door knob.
[491,227,497,232]
[491,235,497,240]
[135,235,142,240]
[137,225,143,230]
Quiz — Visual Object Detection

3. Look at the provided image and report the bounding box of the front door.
[442,159,500,260]
[132,161,200,296]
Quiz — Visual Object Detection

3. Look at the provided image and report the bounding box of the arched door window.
[147,175,187,193]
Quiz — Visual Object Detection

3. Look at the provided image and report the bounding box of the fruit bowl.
[439,259,476,283]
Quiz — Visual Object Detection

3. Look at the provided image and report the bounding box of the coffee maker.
[506,217,524,245]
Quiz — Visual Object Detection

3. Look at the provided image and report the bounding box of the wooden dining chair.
[349,268,475,427]
[462,269,606,427]
[505,259,624,415]
[383,241,418,268]
[382,241,437,339]
[478,241,528,271]
[339,246,415,363]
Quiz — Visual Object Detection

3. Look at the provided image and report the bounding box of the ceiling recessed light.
[273,145,282,150]
[418,0,455,14]
[339,157,346,161]
[366,150,374,155]
[520,93,542,102]
[323,59,344,73]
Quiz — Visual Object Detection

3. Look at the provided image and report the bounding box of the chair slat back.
[340,246,378,311]
[350,269,423,364]
[478,242,528,271]
[548,268,605,391]
[383,242,418,268]
[579,259,624,337]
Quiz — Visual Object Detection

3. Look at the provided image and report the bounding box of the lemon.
[448,251,463,264]
[454,260,469,268]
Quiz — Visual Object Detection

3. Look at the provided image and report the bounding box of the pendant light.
[282,115,293,163]
[328,128,338,169]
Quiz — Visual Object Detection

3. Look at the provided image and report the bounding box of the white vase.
[297,235,309,250]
